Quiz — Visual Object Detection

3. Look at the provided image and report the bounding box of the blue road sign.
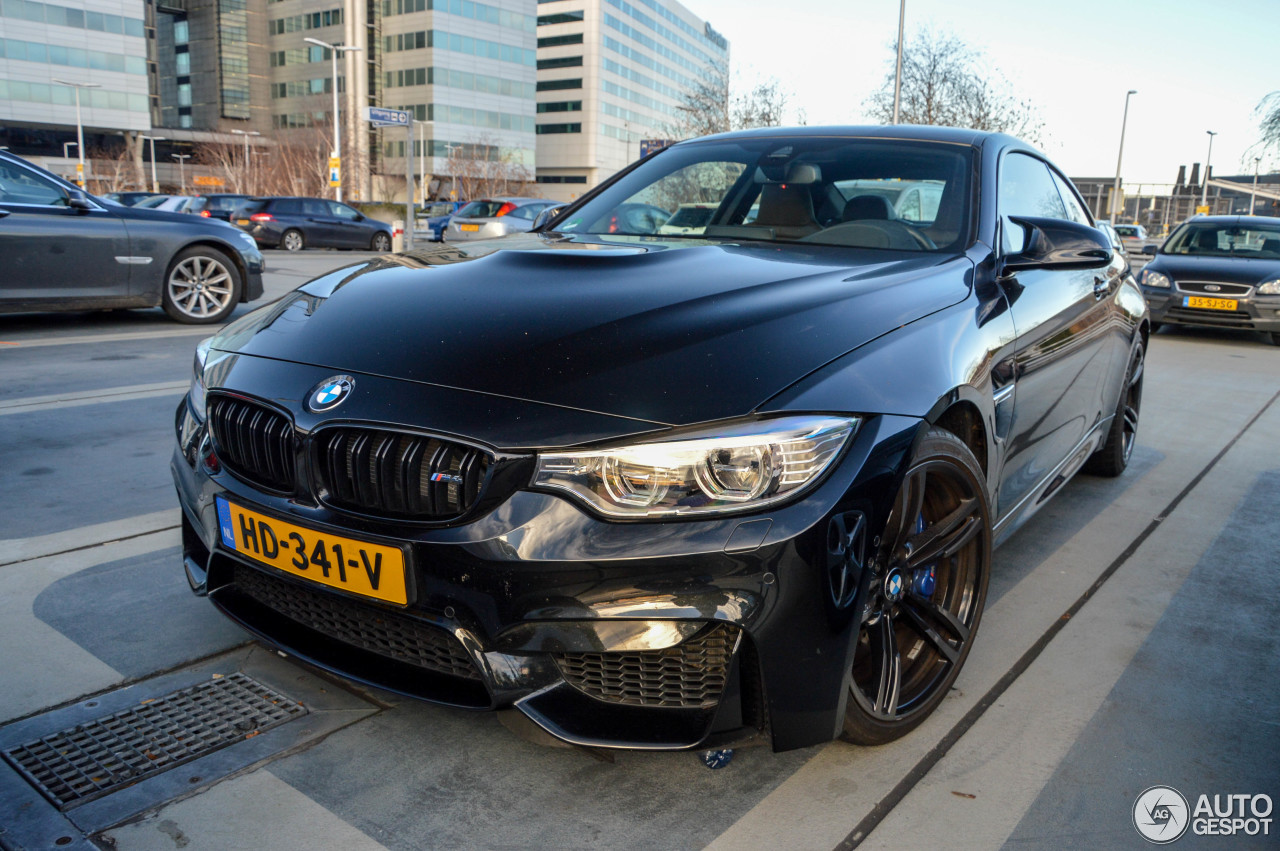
[364,107,410,127]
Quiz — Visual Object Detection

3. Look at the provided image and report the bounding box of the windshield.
[553,137,974,251]
[1163,222,1280,258]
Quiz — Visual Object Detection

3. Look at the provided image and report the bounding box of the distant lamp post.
[1110,89,1136,225]
[53,79,100,188]
[304,37,362,202]
[414,119,433,208]
[231,129,261,194]
[892,0,906,124]
[1201,130,1217,211]
[171,153,192,195]
[140,134,166,193]
[1250,156,1262,216]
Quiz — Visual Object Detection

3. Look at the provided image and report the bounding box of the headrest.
[842,195,895,222]
[754,162,822,185]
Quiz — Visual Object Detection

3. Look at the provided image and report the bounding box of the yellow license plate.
[236,219,250,225]
[459,223,480,232]
[216,497,407,604]
[1184,296,1238,311]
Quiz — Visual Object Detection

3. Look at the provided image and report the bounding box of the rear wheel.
[161,247,241,324]
[371,231,391,252]
[841,428,991,745]
[281,229,305,252]
[1084,341,1144,477]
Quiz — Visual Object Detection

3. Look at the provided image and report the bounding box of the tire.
[161,247,242,325]
[1270,332,1280,347]
[1084,340,1144,477]
[841,428,992,746]
[371,231,391,252]
[281,229,305,252]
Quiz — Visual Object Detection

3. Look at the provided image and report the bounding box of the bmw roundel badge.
[307,375,355,412]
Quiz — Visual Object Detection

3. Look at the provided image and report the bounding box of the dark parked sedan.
[0,152,265,324]
[233,197,392,252]
[173,127,1145,754]
[1138,215,1280,344]
[193,194,251,222]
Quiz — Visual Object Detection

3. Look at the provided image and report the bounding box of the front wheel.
[841,428,991,745]
[371,231,391,252]
[161,248,241,324]
[1084,340,1144,477]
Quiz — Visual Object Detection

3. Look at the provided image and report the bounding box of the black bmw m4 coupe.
[172,126,1148,753]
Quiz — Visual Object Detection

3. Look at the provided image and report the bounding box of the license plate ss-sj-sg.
[1183,296,1238,311]
[459,224,480,232]
[216,496,408,604]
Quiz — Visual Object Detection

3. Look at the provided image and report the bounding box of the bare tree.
[191,124,331,197]
[441,135,535,200]
[865,27,1043,143]
[1255,91,1280,160]
[87,142,142,193]
[668,60,791,139]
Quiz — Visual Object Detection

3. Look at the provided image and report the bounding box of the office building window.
[537,78,581,91]
[537,55,581,70]
[536,123,581,134]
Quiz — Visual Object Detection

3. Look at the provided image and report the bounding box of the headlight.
[1258,278,1280,295]
[190,336,213,416]
[1141,269,1171,288]
[532,416,858,518]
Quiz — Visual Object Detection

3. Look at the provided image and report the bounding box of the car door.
[302,198,340,247]
[995,152,1118,516]
[0,157,132,305]
[326,201,368,248]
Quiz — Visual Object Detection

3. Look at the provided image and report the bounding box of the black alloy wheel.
[281,229,305,252]
[1084,340,1144,477]
[371,231,391,252]
[842,428,991,745]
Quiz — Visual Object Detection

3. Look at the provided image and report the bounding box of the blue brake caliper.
[910,513,936,598]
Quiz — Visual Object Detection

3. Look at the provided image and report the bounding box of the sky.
[686,0,1278,187]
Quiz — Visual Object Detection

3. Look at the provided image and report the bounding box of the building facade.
[533,0,728,201]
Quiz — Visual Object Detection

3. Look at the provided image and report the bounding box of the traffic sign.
[363,107,410,127]
[640,139,674,158]
[329,156,341,188]
[1195,205,1210,214]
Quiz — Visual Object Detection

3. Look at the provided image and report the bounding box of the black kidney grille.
[208,395,296,492]
[316,428,489,520]
[554,625,739,709]
[233,565,481,681]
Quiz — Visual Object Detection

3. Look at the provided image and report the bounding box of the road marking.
[0,509,181,567]
[0,328,211,349]
[0,381,188,416]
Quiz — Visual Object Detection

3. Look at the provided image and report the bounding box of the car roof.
[688,124,1004,147]
[1183,215,1280,226]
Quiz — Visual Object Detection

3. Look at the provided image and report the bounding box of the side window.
[998,153,1067,253]
[0,161,68,206]
[1050,171,1090,225]
[275,199,302,215]
[328,201,360,220]
[302,199,329,216]
[507,204,541,221]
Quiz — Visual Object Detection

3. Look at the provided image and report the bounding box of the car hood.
[211,233,973,426]
[1149,253,1280,284]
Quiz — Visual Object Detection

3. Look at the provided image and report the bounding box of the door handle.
[0,208,10,218]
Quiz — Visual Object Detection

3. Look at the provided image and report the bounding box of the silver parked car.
[445,197,559,242]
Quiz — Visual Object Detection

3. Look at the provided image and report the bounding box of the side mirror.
[67,189,92,212]
[1142,244,1157,256]
[354,213,365,222]
[1002,216,1112,275]
[533,204,567,231]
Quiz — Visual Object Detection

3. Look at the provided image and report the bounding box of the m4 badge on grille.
[307,375,355,412]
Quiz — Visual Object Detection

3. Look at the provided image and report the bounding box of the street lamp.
[171,153,191,194]
[1200,130,1217,212]
[1110,89,1136,225]
[1250,156,1262,216]
[53,79,100,187]
[140,134,165,193]
[304,37,362,202]
[231,129,261,194]
[892,0,905,124]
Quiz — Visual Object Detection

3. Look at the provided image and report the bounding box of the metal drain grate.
[2,673,306,809]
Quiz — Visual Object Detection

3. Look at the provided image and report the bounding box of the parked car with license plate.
[173,126,1145,753]
[0,151,265,324]
[1138,215,1280,344]
[445,197,558,242]
[233,197,393,252]
[193,194,252,222]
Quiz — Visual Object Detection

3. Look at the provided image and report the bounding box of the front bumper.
[171,375,920,752]
[1141,286,1280,333]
